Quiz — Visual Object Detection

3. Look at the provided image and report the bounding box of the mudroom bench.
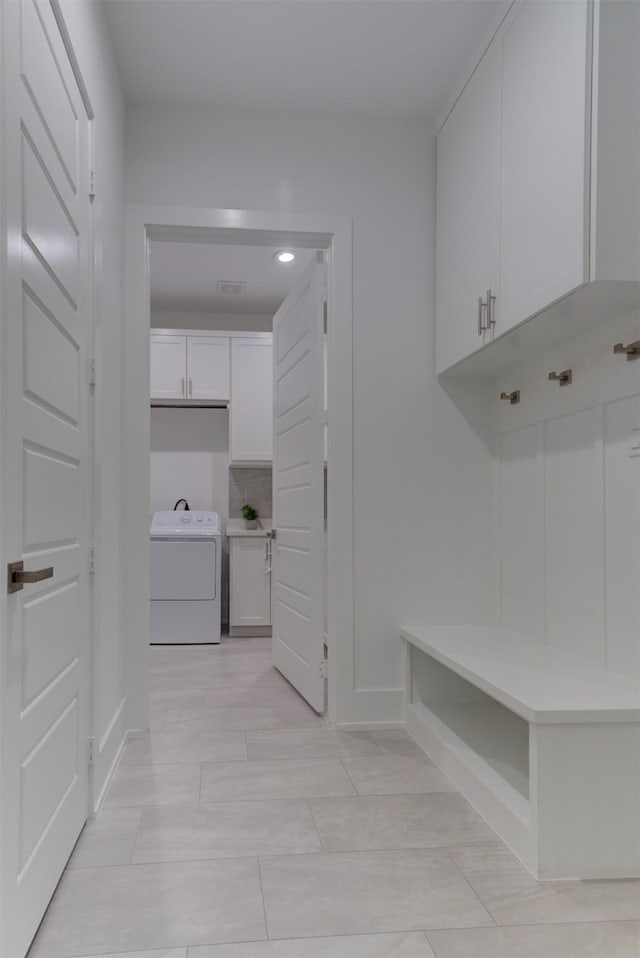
[401,625,640,881]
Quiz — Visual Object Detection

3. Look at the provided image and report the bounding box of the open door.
[271,256,326,712]
[0,2,92,954]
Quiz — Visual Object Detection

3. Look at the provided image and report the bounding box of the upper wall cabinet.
[150,333,229,403]
[436,0,640,377]
[230,336,273,464]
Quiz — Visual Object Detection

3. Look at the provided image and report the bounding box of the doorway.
[122,207,354,729]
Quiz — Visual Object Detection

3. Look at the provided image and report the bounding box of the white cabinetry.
[436,43,501,372]
[229,536,272,632]
[436,0,640,377]
[150,333,229,403]
[230,336,273,464]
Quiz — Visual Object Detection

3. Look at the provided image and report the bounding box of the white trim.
[90,699,127,817]
[123,204,353,726]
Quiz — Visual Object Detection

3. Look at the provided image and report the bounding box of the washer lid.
[150,510,222,536]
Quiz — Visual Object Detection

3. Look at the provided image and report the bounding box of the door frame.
[122,204,353,725]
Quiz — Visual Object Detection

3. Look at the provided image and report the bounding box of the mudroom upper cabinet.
[436,0,640,377]
[436,42,502,373]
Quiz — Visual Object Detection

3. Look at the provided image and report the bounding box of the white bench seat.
[401,625,640,881]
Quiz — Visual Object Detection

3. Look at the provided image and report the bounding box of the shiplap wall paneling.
[604,395,640,676]
[543,408,605,664]
[497,424,545,641]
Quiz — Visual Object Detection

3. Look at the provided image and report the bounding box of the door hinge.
[89,546,96,575]
[319,657,328,680]
[88,358,96,387]
[89,168,96,202]
[88,736,96,766]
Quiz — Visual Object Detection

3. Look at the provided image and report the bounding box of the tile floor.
[30,638,640,958]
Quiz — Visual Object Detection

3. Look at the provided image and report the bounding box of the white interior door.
[271,257,326,712]
[0,2,92,954]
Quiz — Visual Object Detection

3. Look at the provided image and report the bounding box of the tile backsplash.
[229,467,272,519]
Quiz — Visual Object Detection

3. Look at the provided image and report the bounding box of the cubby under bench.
[401,626,640,881]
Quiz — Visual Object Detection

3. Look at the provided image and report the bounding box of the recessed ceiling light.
[274,250,295,264]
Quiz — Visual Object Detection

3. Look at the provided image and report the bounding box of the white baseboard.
[91,698,127,817]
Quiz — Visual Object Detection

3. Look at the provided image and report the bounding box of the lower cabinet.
[229,536,271,632]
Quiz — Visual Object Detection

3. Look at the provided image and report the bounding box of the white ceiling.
[150,242,317,314]
[105,0,505,119]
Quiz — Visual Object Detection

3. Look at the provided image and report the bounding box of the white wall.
[126,107,495,723]
[151,310,272,331]
[494,307,640,678]
[59,1,126,810]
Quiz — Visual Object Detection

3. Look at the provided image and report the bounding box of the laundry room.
[148,241,315,642]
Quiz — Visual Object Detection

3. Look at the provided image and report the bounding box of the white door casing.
[0,2,92,955]
[271,258,326,713]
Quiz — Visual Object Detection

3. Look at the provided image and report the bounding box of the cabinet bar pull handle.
[181,377,185,397]
[188,377,193,397]
[477,296,486,335]
[487,289,496,328]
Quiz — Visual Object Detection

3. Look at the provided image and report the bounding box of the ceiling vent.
[217,280,245,296]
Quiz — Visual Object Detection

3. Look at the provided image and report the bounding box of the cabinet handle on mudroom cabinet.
[486,289,496,328]
[188,377,193,397]
[181,377,185,397]
[477,296,487,335]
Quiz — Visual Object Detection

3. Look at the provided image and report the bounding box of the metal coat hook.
[548,369,572,386]
[500,390,520,405]
[613,340,640,361]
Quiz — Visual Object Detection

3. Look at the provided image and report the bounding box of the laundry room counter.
[226,518,272,537]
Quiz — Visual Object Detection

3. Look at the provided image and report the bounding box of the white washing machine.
[150,510,222,644]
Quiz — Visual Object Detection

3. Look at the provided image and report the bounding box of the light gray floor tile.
[246,729,380,761]
[426,921,640,957]
[189,931,435,957]
[369,730,426,755]
[260,849,493,938]
[132,799,321,862]
[309,793,496,851]
[29,859,266,956]
[68,808,142,868]
[342,754,457,795]
[151,661,279,692]
[200,758,356,802]
[105,763,202,807]
[450,844,640,924]
[154,705,325,732]
[202,685,307,709]
[69,950,186,958]
[334,731,384,755]
[120,729,247,765]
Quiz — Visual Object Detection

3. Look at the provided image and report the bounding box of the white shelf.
[401,625,640,725]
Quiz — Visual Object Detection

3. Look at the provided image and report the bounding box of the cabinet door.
[230,337,273,462]
[499,0,590,334]
[230,538,271,627]
[436,41,502,373]
[187,336,230,401]
[150,335,186,400]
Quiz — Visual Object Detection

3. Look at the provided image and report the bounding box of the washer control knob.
[181,515,191,524]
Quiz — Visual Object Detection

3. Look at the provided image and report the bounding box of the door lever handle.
[8,561,54,594]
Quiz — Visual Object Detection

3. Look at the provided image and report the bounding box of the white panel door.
[272,259,325,712]
[499,0,590,332]
[0,2,92,955]
[187,336,229,401]
[436,40,502,372]
[150,334,186,400]
[230,337,273,462]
